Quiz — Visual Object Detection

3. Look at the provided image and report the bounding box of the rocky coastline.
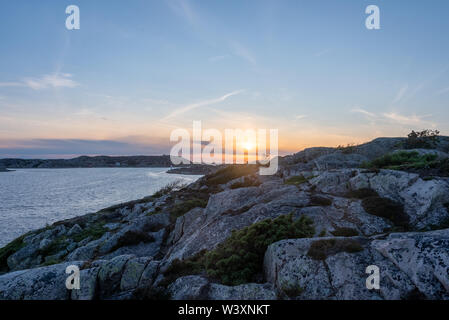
[1,136,448,300]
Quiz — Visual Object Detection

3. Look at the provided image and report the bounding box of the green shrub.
[362,151,438,170]
[203,214,314,286]
[362,196,409,229]
[330,227,359,237]
[284,175,308,186]
[72,221,108,243]
[307,239,363,260]
[0,235,26,272]
[205,165,259,186]
[162,214,315,287]
[161,250,207,287]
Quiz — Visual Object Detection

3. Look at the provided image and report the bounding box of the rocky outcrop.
[1,137,449,300]
[264,229,449,300]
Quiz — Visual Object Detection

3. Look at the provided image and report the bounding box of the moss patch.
[284,175,308,186]
[307,238,363,260]
[72,221,108,243]
[170,198,208,221]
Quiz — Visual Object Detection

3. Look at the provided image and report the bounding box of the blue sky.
[0,0,448,158]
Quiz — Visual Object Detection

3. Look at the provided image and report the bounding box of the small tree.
[405,129,440,149]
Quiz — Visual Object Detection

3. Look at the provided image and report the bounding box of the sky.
[0,0,449,158]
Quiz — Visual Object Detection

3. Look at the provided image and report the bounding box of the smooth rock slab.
[0,261,84,300]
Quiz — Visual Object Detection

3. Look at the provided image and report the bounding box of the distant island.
[0,155,216,175]
[0,155,176,169]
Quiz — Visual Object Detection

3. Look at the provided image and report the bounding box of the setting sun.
[242,141,255,151]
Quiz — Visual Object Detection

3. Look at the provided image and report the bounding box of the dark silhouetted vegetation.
[310,195,332,206]
[362,196,409,229]
[330,227,359,237]
[404,129,440,149]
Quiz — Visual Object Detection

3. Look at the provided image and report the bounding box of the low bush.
[203,214,314,286]
[361,151,438,171]
[205,165,259,186]
[163,213,315,286]
[307,238,363,260]
[72,221,108,243]
[161,250,207,287]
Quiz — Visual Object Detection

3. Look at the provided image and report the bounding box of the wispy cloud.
[382,112,435,126]
[161,90,245,121]
[351,108,436,127]
[392,84,408,104]
[0,73,79,90]
[295,115,308,120]
[351,108,378,118]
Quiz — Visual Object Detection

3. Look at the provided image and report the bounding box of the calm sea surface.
[0,168,201,247]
